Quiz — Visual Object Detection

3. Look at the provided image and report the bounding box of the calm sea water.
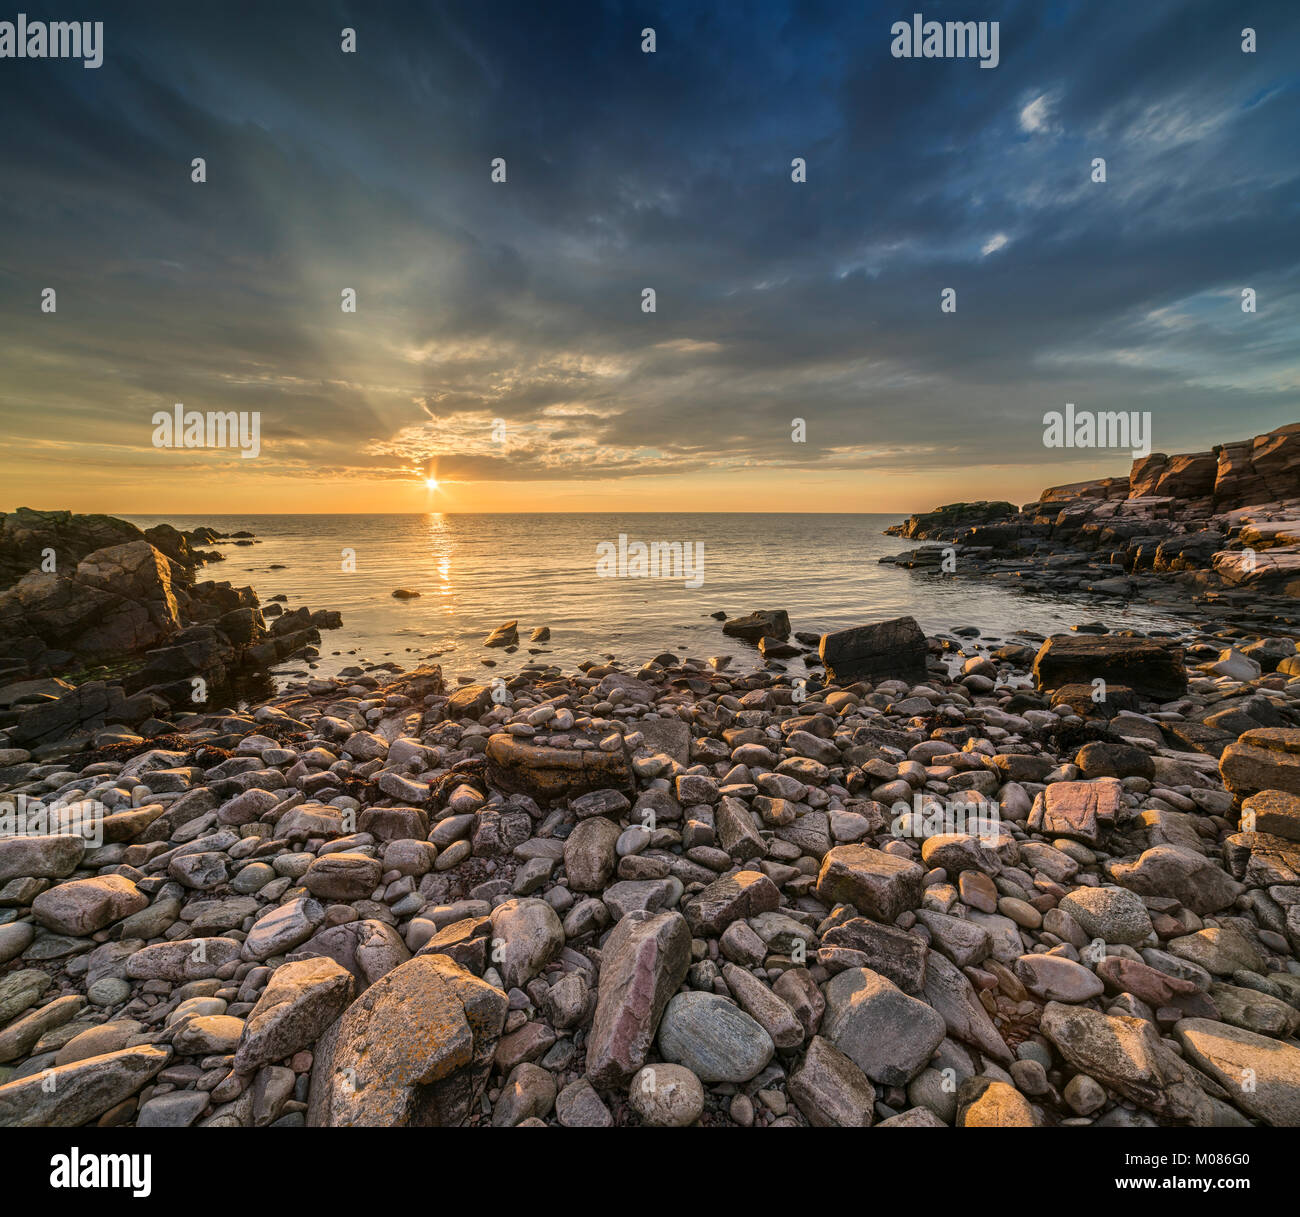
[127,513,1191,684]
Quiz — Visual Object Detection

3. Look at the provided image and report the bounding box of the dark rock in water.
[819,616,927,684]
[722,610,791,641]
[391,588,421,599]
[887,501,1017,540]
[1032,634,1187,701]
[758,636,800,658]
[484,621,519,647]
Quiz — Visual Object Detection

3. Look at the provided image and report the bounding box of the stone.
[1168,928,1267,977]
[1027,779,1121,846]
[485,733,634,800]
[303,852,383,901]
[720,963,804,1049]
[0,1044,171,1128]
[1039,1002,1211,1125]
[586,910,691,1087]
[957,1077,1037,1127]
[819,917,928,993]
[563,816,621,892]
[816,845,924,923]
[683,870,779,936]
[555,1078,613,1127]
[125,937,242,981]
[310,954,507,1127]
[1241,789,1300,842]
[627,1063,705,1127]
[1221,729,1300,800]
[1109,845,1243,915]
[921,951,1013,1063]
[1032,634,1188,700]
[722,610,791,641]
[31,874,148,936]
[0,833,84,883]
[1175,1018,1300,1126]
[819,616,927,684]
[657,991,774,1083]
[235,957,355,1072]
[787,1035,875,1127]
[489,899,564,989]
[492,1062,556,1127]
[1057,886,1153,946]
[137,1090,210,1128]
[294,919,411,990]
[242,897,326,961]
[173,1014,245,1055]
[822,967,946,1085]
[714,796,766,862]
[1013,954,1104,1002]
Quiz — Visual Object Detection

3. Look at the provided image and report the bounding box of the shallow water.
[127,513,1195,685]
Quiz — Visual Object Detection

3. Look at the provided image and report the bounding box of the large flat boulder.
[1175,1018,1300,1126]
[722,610,791,641]
[0,1043,171,1128]
[1220,729,1300,800]
[1027,778,1121,846]
[1031,634,1187,701]
[485,734,634,801]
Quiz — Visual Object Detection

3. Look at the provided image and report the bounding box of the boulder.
[819,616,927,684]
[722,610,791,641]
[822,967,945,1084]
[1039,1002,1211,1125]
[31,874,148,936]
[1221,729,1300,800]
[585,910,691,1087]
[657,991,774,1083]
[485,734,634,800]
[815,845,923,923]
[309,954,507,1126]
[234,957,355,1073]
[1031,634,1187,701]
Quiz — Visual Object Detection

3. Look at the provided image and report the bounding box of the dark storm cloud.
[0,0,1296,488]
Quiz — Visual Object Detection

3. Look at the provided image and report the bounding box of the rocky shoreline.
[881,423,1300,636]
[0,508,342,756]
[1,600,1299,1127]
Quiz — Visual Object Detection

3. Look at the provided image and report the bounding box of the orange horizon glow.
[0,455,1125,517]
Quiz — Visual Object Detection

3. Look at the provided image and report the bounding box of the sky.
[0,0,1297,515]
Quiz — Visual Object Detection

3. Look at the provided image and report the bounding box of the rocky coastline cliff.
[883,423,1300,623]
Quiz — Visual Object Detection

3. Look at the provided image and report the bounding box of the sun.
[424,477,439,491]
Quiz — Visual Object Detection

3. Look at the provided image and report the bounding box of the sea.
[125,513,1192,686]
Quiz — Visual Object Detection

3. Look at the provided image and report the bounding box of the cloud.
[0,0,1297,501]
[1018,92,1055,133]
